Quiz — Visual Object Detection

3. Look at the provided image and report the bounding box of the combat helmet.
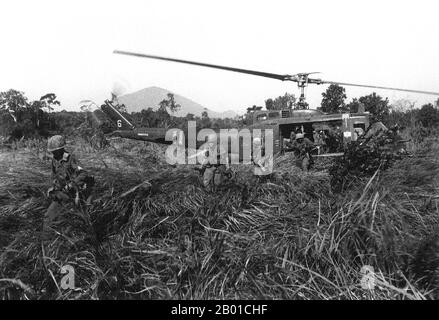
[47,135,66,152]
[253,137,262,145]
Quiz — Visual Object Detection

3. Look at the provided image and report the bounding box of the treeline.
[117,93,240,130]
[0,89,95,141]
[317,84,439,129]
[0,90,61,139]
[0,90,241,142]
[128,108,239,131]
[1,88,438,143]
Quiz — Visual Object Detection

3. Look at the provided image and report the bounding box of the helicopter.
[95,50,439,163]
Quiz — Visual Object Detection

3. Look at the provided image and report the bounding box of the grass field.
[1,136,438,300]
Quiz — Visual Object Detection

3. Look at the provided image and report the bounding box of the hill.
[118,86,238,119]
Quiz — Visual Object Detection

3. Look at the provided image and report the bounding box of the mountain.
[118,86,238,119]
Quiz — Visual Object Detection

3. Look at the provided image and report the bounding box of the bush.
[417,104,439,128]
[329,133,401,192]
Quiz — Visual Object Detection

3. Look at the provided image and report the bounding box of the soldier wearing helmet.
[252,136,273,180]
[353,127,365,141]
[198,132,230,190]
[44,135,94,234]
[289,131,296,142]
[291,133,315,171]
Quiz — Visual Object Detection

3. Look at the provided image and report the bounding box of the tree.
[28,94,61,128]
[159,93,181,114]
[382,99,417,128]
[265,93,296,110]
[156,108,171,127]
[319,84,347,113]
[137,108,154,127]
[39,93,60,112]
[265,98,274,110]
[0,89,29,123]
[348,93,390,123]
[346,98,361,114]
[417,103,439,128]
[391,99,415,113]
[247,105,263,112]
[0,89,60,138]
[0,90,65,138]
[201,110,211,128]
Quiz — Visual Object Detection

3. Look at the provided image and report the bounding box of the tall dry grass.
[0,136,438,300]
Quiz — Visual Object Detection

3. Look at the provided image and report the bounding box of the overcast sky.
[0,0,438,114]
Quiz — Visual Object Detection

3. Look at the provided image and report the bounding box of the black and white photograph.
[1,0,439,305]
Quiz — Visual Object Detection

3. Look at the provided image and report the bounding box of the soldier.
[389,124,402,140]
[325,127,343,152]
[199,133,230,190]
[290,131,296,142]
[44,135,94,234]
[291,133,315,171]
[364,121,388,139]
[384,124,409,154]
[252,137,273,182]
[312,130,325,154]
[353,127,365,141]
[312,130,319,143]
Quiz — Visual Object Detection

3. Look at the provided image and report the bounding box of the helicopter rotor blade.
[113,50,293,81]
[319,79,439,96]
[114,50,439,96]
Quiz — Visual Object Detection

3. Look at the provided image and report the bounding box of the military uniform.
[291,136,314,171]
[44,136,94,233]
[290,131,296,142]
[324,128,343,153]
[252,144,273,178]
[364,121,388,139]
[313,131,326,154]
[199,142,229,189]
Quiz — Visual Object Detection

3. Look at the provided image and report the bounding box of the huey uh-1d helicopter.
[95,50,439,161]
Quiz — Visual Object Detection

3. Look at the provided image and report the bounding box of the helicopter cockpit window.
[256,113,267,121]
[354,123,366,131]
[268,112,279,119]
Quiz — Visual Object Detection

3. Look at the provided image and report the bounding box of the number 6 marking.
[117,120,122,128]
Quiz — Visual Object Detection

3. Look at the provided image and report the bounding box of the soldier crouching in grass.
[43,135,94,236]
[198,133,231,191]
[290,133,315,171]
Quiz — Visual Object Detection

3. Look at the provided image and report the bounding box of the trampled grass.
[0,137,438,300]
